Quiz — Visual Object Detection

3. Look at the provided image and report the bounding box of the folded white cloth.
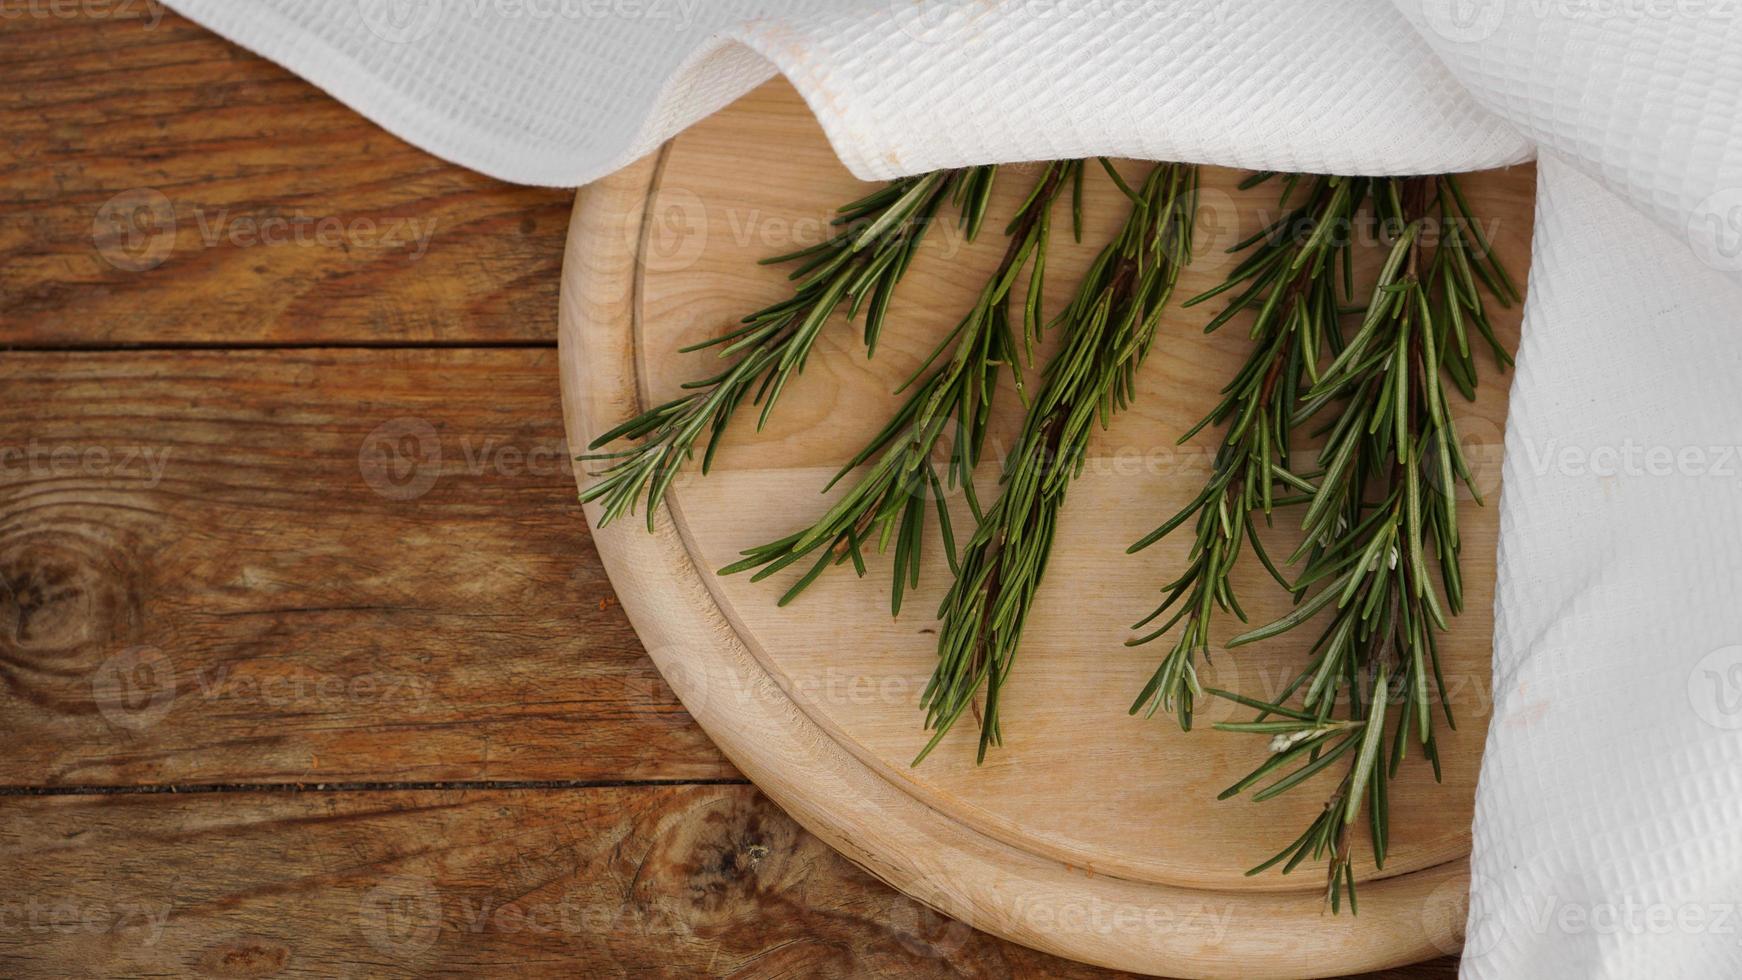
[160,1,1742,975]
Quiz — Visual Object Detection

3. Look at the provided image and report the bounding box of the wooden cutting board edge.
[557,145,1472,979]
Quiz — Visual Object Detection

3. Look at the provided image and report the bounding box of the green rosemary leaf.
[580,166,995,530]
[1254,732,1359,802]
[1183,174,1516,910]
[1246,820,1318,877]
[1129,176,1366,727]
[1342,667,1390,823]
[922,162,1197,761]
[721,161,1083,612]
[1227,569,1352,647]
[1204,687,1319,722]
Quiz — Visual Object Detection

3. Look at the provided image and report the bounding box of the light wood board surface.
[561,80,1534,977]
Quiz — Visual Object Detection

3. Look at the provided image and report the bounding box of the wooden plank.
[0,10,572,347]
[0,787,1455,978]
[0,348,732,784]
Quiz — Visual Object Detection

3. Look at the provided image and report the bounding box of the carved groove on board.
[557,79,1535,978]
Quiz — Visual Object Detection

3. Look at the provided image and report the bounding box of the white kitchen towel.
[157,1,1742,976]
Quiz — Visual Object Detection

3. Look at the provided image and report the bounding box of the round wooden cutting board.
[559,79,1533,978]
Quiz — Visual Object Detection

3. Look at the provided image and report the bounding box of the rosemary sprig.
[580,166,997,529]
[588,156,1517,913]
[719,162,1085,615]
[1126,174,1368,730]
[1211,175,1513,911]
[918,161,1198,765]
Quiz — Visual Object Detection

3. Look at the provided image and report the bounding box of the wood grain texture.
[0,9,572,347]
[0,348,730,785]
[564,81,1532,976]
[0,787,1454,979]
[0,10,1458,978]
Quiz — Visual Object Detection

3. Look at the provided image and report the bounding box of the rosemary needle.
[918,161,1199,765]
[579,166,998,530]
[1211,174,1514,911]
[1128,174,1367,731]
[720,161,1085,615]
[590,155,1518,915]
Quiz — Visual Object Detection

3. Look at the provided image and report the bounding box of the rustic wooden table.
[0,10,1460,978]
